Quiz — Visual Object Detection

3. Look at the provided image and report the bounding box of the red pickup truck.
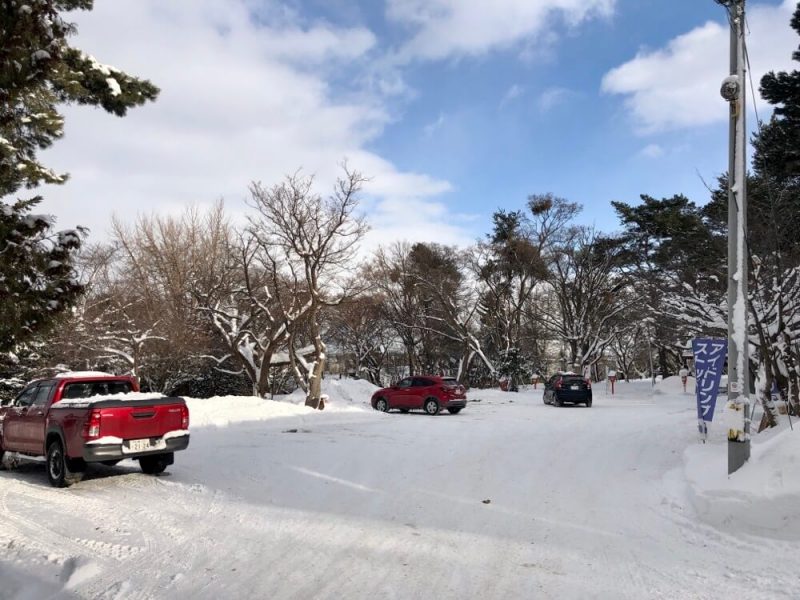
[0,373,190,487]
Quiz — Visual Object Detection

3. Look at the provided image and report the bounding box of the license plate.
[126,438,157,453]
[570,385,579,390]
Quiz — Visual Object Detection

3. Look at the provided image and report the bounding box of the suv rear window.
[561,376,585,384]
[61,380,133,400]
[442,378,458,385]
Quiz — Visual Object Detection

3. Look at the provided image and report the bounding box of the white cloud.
[362,197,477,254]
[639,144,664,159]
[37,0,459,246]
[601,0,797,134]
[386,0,616,62]
[500,84,525,107]
[538,86,573,112]
[423,113,446,137]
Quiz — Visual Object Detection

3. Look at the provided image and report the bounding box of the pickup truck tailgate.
[92,398,186,440]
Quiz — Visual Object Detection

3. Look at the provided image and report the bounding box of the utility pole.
[718,0,750,474]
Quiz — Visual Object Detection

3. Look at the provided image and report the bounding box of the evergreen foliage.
[496,347,529,392]
[0,200,83,351]
[0,0,158,352]
[611,195,727,376]
[756,3,800,181]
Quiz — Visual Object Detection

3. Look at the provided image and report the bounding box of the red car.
[0,374,190,487]
[371,376,467,415]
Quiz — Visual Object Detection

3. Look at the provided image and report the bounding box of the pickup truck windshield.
[61,380,133,399]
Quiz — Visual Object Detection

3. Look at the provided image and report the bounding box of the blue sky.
[367,0,725,233]
[41,0,798,247]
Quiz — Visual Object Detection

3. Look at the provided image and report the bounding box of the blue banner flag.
[692,338,728,437]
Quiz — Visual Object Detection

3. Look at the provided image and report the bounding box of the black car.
[543,373,593,407]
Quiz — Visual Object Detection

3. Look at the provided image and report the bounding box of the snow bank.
[184,379,377,429]
[283,377,379,407]
[186,396,323,428]
[684,426,800,540]
[654,375,695,395]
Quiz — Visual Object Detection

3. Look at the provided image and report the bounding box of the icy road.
[1,380,798,599]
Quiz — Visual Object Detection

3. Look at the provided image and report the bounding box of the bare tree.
[369,242,426,375]
[405,243,494,384]
[539,229,636,371]
[247,167,368,408]
[327,295,392,385]
[608,323,645,381]
[198,225,329,398]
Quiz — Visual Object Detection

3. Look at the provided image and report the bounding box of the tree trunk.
[305,313,327,409]
[658,346,669,378]
[757,360,779,431]
[305,357,325,409]
[405,341,416,376]
[456,346,473,386]
[255,353,273,399]
[569,341,578,370]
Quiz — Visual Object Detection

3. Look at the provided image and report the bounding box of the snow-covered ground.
[2,377,800,599]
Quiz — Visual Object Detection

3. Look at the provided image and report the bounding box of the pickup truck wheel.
[0,447,5,470]
[140,454,169,475]
[47,440,83,487]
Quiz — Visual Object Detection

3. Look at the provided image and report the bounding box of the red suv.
[371,376,467,415]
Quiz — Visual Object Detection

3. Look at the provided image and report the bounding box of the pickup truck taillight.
[180,404,189,429]
[82,409,102,440]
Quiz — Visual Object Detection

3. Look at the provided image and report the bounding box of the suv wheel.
[447,408,462,415]
[554,395,563,407]
[375,397,389,412]
[585,398,593,407]
[424,398,440,415]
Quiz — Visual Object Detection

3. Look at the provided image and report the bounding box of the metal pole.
[723,0,750,474]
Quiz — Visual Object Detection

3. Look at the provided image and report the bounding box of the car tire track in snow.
[0,481,132,564]
[66,479,222,599]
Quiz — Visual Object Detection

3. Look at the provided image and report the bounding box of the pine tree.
[611,195,727,376]
[0,1,158,352]
[496,347,529,392]
[696,3,800,423]
[756,2,800,182]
